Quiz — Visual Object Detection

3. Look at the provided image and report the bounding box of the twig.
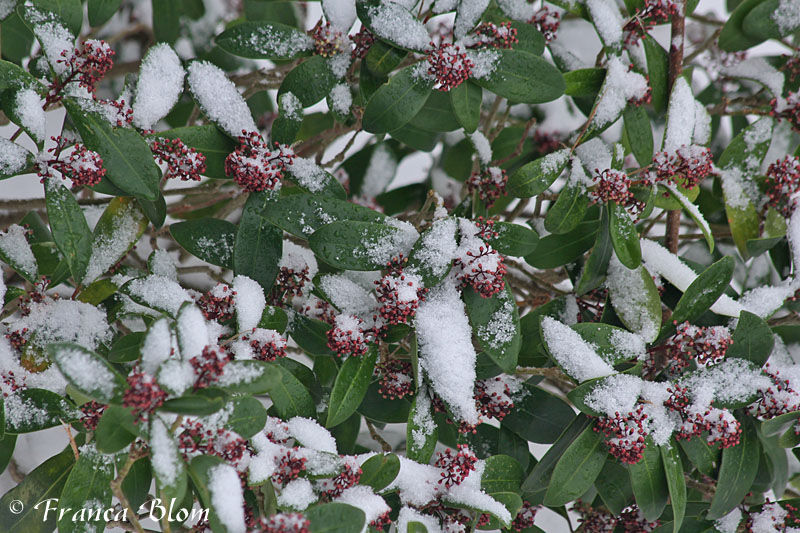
[60,420,80,461]
[365,419,392,452]
[664,0,686,254]
[110,443,149,533]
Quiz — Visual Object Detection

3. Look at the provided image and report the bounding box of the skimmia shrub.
[2,0,800,532]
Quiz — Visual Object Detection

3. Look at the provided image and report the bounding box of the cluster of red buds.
[17,276,50,318]
[272,265,311,303]
[512,502,539,531]
[5,328,28,351]
[594,404,648,464]
[326,314,369,358]
[252,512,310,533]
[618,505,661,532]
[426,42,474,92]
[575,501,659,532]
[474,377,517,421]
[623,0,679,44]
[783,54,800,83]
[627,72,653,107]
[350,27,375,59]
[151,137,207,181]
[749,362,800,420]
[123,367,167,423]
[264,418,292,445]
[434,445,478,488]
[765,156,800,216]
[376,360,414,400]
[243,329,288,362]
[225,131,295,192]
[272,449,308,485]
[466,22,518,49]
[374,270,426,325]
[533,130,564,155]
[746,502,800,532]
[178,418,249,465]
[675,402,741,448]
[320,459,361,498]
[661,322,733,374]
[369,511,392,531]
[311,20,344,57]
[190,346,232,389]
[590,168,645,218]
[197,283,236,322]
[37,135,106,187]
[0,370,25,397]
[101,98,133,127]
[79,400,107,431]
[771,92,800,129]
[530,6,561,42]
[652,145,714,189]
[453,232,507,298]
[467,166,507,208]
[48,39,114,103]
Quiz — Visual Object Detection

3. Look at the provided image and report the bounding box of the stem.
[664,0,686,254]
[110,444,148,533]
[365,419,392,452]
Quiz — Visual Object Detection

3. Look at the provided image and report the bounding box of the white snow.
[141,318,173,375]
[541,317,615,382]
[410,216,457,281]
[280,92,302,121]
[150,249,178,280]
[361,144,397,198]
[0,0,15,19]
[414,279,479,425]
[232,22,313,58]
[28,8,75,76]
[83,201,144,285]
[14,298,111,350]
[335,486,390,529]
[359,218,419,266]
[14,88,45,142]
[605,256,660,342]
[0,224,37,277]
[234,275,266,332]
[287,417,338,454]
[208,464,246,533]
[150,417,180,487]
[285,156,329,193]
[586,0,623,47]
[277,478,316,510]
[132,44,186,130]
[330,83,352,115]
[176,304,209,359]
[663,78,696,152]
[319,274,377,315]
[495,0,536,20]
[0,137,31,176]
[774,0,800,34]
[593,56,648,128]
[323,0,357,31]
[367,2,430,51]
[454,0,490,39]
[469,131,492,166]
[411,385,436,448]
[53,346,116,399]
[187,60,257,137]
[715,508,742,533]
[125,275,193,316]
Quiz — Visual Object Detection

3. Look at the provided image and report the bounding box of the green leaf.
[289,314,334,357]
[310,220,411,270]
[563,67,605,97]
[595,460,634,516]
[88,0,122,26]
[83,197,148,284]
[449,80,482,133]
[463,285,520,373]
[364,39,407,76]
[356,0,428,52]
[727,311,774,367]
[57,445,114,533]
[120,457,151,512]
[150,416,188,505]
[642,35,669,113]
[571,322,644,365]
[358,382,412,423]
[262,192,385,238]
[186,455,232,532]
[487,221,538,257]
[215,21,313,60]
[272,92,304,144]
[306,502,366,533]
[609,202,641,269]
[525,218,598,269]
[5,389,79,434]
[719,0,767,51]
[678,437,719,477]
[279,55,339,107]
[629,441,669,522]
[508,149,569,198]
[48,343,127,404]
[607,263,662,342]
[108,331,144,363]
[234,191,283,292]
[363,64,433,134]
[263,362,316,418]
[544,423,607,506]
[223,396,268,439]
[0,58,34,92]
[327,347,378,427]
[151,0,180,43]
[574,206,613,295]
[170,218,237,269]
[661,442,686,532]
[359,453,401,491]
[33,0,82,35]
[0,448,73,532]
[742,0,789,40]
[623,105,653,167]
[154,125,236,180]
[670,256,734,325]
[407,394,437,463]
[544,180,588,234]
[408,90,461,132]
[64,98,161,201]
[95,406,137,454]
[480,455,523,494]
[160,395,225,416]
[503,384,576,444]
[472,49,565,104]
[1,14,35,64]
[44,179,92,282]
[707,418,761,519]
